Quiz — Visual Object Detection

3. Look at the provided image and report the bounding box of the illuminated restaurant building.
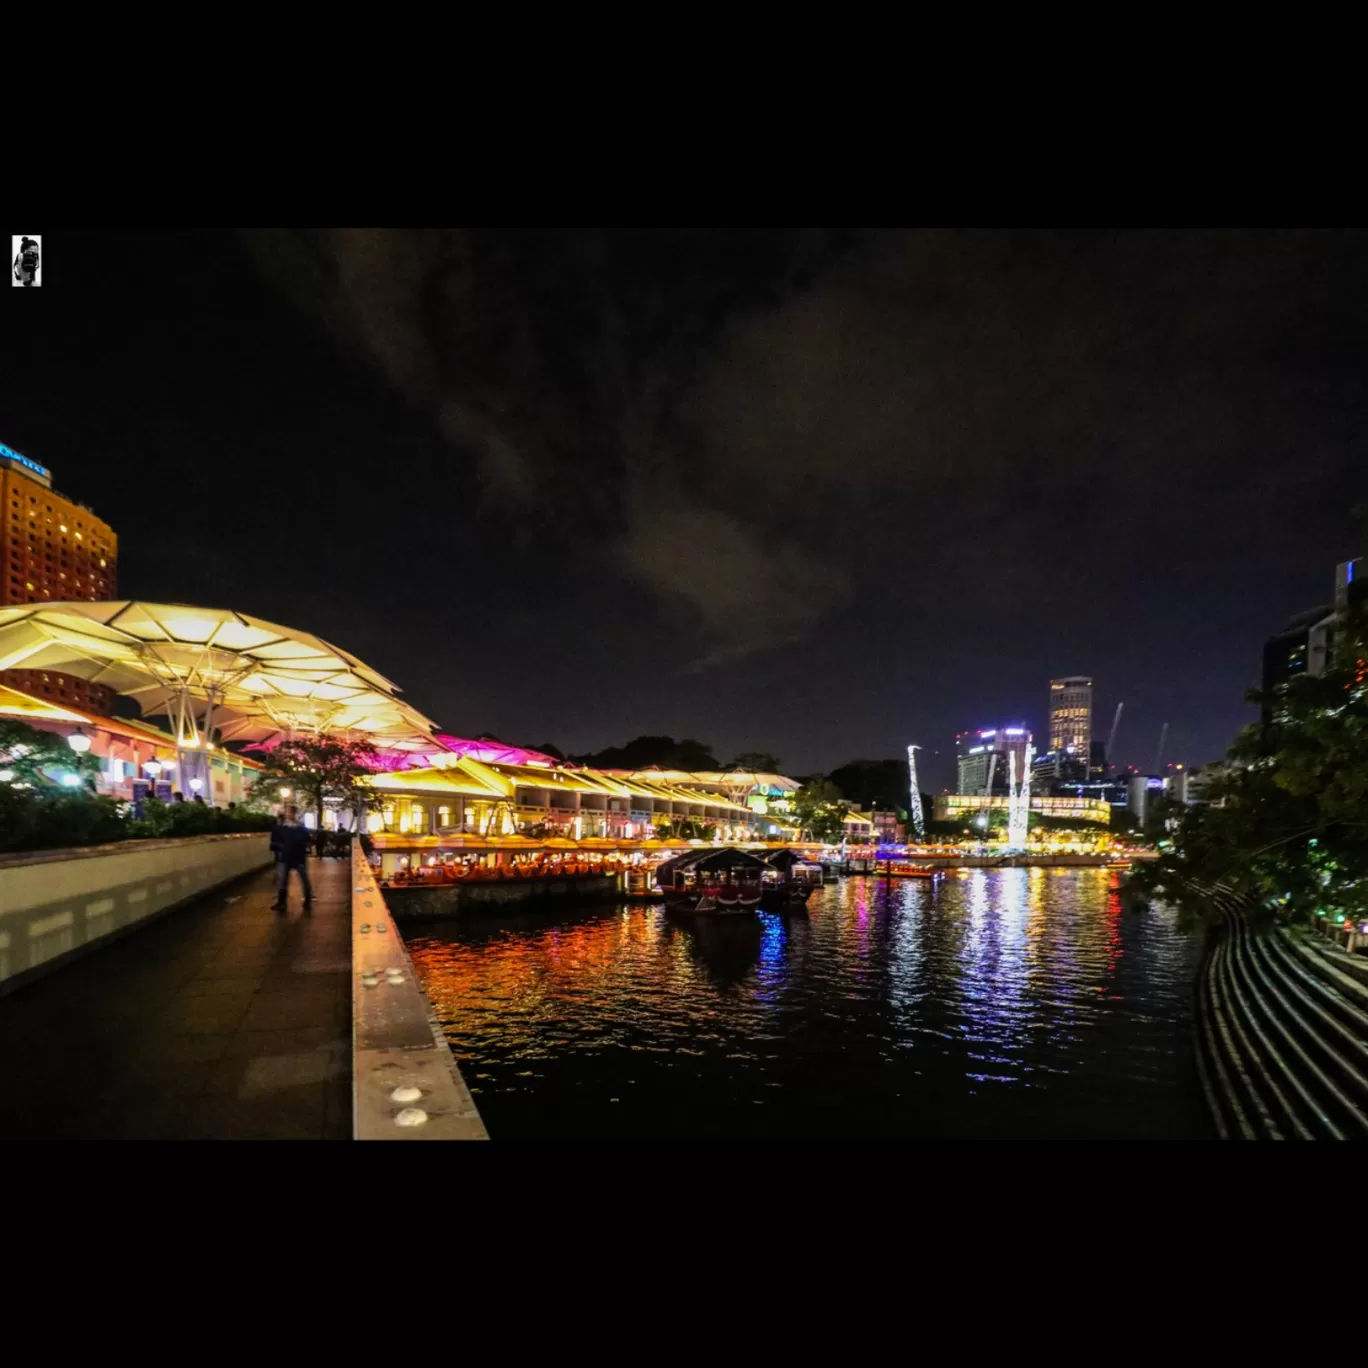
[933,793,1111,826]
[360,738,770,844]
[1,443,119,714]
[0,681,261,804]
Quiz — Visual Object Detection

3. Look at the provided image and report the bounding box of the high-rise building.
[1088,739,1108,779]
[955,726,1030,795]
[1048,676,1092,781]
[1,441,118,714]
[1261,559,1363,729]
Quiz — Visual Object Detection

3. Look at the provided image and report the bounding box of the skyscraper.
[955,726,1030,795]
[1260,558,1364,729]
[1,442,119,714]
[1048,676,1092,781]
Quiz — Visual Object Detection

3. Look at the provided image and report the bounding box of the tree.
[570,735,720,771]
[794,778,850,843]
[248,735,381,830]
[1131,600,1368,927]
[828,758,911,813]
[727,752,782,773]
[0,719,102,792]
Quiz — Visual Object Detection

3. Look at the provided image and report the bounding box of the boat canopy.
[764,849,823,873]
[656,847,770,881]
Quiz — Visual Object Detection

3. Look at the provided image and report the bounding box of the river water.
[404,868,1210,1142]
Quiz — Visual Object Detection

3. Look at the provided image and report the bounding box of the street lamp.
[144,760,163,777]
[67,728,92,754]
[279,787,292,799]
[189,778,204,794]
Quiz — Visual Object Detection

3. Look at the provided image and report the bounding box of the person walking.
[270,803,313,912]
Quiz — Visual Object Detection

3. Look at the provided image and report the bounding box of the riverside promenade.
[0,858,353,1140]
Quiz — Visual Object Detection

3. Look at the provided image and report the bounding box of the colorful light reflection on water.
[404,869,1208,1141]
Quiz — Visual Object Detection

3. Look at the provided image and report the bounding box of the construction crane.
[1105,703,1124,775]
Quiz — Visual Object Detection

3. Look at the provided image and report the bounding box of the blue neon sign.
[0,442,49,480]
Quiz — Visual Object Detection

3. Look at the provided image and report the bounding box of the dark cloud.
[244,228,858,661]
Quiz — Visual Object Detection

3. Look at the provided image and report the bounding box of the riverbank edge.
[1194,885,1368,1140]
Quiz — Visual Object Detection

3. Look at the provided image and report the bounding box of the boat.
[655,848,767,914]
[761,849,824,911]
[883,861,941,879]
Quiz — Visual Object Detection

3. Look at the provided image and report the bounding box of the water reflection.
[405,869,1206,1141]
[676,915,764,987]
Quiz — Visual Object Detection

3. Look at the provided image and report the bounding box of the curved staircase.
[1197,883,1368,1140]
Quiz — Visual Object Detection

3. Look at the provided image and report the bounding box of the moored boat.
[656,848,767,914]
[761,849,824,911]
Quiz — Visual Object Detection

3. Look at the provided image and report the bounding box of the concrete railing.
[0,832,272,995]
[351,846,488,1141]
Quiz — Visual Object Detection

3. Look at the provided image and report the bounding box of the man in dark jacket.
[270,804,313,912]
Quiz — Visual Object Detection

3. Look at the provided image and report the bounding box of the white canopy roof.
[0,601,437,750]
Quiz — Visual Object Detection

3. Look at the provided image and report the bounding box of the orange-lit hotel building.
[1,442,118,714]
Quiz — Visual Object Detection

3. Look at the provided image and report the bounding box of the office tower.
[1048,676,1092,781]
[955,726,1030,795]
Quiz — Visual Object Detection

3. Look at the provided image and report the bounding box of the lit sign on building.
[0,442,51,483]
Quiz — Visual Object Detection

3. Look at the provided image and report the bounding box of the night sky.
[3,229,1363,792]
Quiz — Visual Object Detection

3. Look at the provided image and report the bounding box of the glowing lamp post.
[67,728,92,754]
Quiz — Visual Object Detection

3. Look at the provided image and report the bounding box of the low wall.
[352,847,488,1140]
[381,873,618,919]
[0,833,272,994]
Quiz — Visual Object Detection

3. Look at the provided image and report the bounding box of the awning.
[0,601,436,749]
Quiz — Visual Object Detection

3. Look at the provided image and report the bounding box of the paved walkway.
[0,858,352,1140]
